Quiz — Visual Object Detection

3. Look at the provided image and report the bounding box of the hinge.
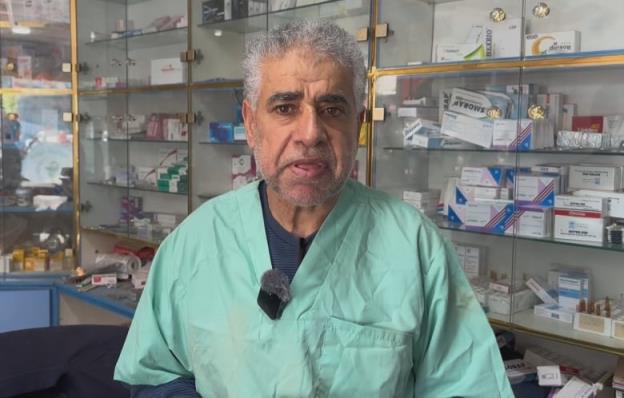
[372,107,385,122]
[178,113,198,125]
[62,112,74,123]
[179,49,199,63]
[375,23,390,38]
[356,27,369,42]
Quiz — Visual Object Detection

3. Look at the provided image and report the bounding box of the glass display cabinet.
[371,0,624,356]
[76,0,190,245]
[1,0,74,276]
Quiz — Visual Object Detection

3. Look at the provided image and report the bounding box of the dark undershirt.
[259,181,316,281]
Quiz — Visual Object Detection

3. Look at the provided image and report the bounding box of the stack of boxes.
[447,166,514,234]
[157,162,188,194]
[402,190,440,217]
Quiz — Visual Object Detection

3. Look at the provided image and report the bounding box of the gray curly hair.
[243,19,367,111]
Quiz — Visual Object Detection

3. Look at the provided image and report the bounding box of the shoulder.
[347,181,442,237]
[152,182,259,272]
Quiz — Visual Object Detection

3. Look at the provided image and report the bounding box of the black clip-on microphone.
[257,269,291,320]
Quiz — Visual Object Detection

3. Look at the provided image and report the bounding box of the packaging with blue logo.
[449,199,515,234]
[460,166,508,188]
[208,122,234,143]
[515,174,559,207]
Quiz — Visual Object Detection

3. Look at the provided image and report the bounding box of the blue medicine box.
[209,122,234,143]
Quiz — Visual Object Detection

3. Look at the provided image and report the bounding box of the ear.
[243,99,256,150]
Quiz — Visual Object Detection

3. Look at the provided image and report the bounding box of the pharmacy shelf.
[86,27,187,50]
[0,203,74,214]
[383,146,624,157]
[86,136,188,144]
[78,83,186,96]
[512,309,624,356]
[197,0,368,34]
[81,225,165,246]
[433,216,624,254]
[56,282,137,319]
[86,181,188,196]
[198,141,247,146]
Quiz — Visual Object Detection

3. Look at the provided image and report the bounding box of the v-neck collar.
[238,180,358,320]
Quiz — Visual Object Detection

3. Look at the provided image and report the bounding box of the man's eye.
[275,104,295,114]
[324,107,344,117]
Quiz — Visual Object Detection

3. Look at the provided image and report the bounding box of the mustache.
[277,149,335,170]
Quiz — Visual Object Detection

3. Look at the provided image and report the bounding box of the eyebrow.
[267,91,303,106]
[266,91,350,107]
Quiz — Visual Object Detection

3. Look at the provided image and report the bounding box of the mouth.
[288,159,328,179]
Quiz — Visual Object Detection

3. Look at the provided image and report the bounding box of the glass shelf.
[383,146,624,156]
[0,204,73,214]
[86,181,188,196]
[198,141,247,146]
[78,84,186,96]
[198,13,267,34]
[82,225,165,246]
[512,309,624,356]
[86,27,187,50]
[86,136,187,144]
[198,0,369,33]
[433,216,624,253]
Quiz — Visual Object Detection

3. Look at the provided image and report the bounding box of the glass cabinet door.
[376,0,523,68]
[126,90,189,243]
[125,0,188,88]
[0,0,71,89]
[1,94,74,274]
[372,70,525,323]
[78,93,131,237]
[510,63,624,353]
[77,0,128,90]
[523,0,624,58]
[191,0,266,84]
[191,87,252,210]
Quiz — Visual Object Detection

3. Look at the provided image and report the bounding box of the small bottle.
[63,248,74,271]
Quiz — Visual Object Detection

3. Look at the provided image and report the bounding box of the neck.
[266,186,339,238]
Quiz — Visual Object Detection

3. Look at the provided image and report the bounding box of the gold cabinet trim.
[372,54,624,78]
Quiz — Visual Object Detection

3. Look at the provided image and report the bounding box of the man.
[115,20,513,397]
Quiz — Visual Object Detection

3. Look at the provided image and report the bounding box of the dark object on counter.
[0,325,130,398]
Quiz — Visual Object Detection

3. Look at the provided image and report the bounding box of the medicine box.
[534,303,575,324]
[505,207,552,238]
[492,119,536,151]
[455,184,501,204]
[574,312,611,337]
[526,277,558,305]
[455,244,486,279]
[569,164,622,191]
[441,111,493,148]
[525,31,580,56]
[516,175,559,207]
[209,122,234,143]
[150,58,185,85]
[573,190,624,219]
[460,166,507,188]
[558,271,590,311]
[450,200,514,234]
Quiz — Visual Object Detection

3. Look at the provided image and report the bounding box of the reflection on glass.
[77,0,188,90]
[0,0,71,88]
[1,95,74,273]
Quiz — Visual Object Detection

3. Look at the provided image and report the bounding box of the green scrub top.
[114,180,513,397]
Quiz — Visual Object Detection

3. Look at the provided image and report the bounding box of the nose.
[294,105,327,147]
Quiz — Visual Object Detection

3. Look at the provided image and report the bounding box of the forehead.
[257,49,354,101]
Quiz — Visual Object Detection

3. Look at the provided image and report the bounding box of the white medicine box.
[151,58,186,85]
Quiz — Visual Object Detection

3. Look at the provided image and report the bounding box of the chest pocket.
[318,317,414,398]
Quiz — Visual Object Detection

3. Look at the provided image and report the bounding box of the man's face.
[243,48,362,207]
